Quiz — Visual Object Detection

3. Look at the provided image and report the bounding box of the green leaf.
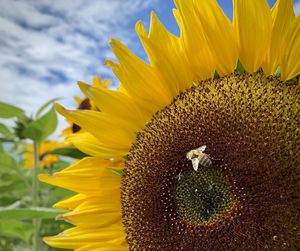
[35,98,60,119]
[0,123,14,138]
[0,180,27,194]
[51,160,70,170]
[236,60,245,75]
[0,197,19,206]
[274,66,281,77]
[0,137,15,142]
[23,106,58,142]
[110,168,124,176]
[0,152,17,170]
[48,187,74,200]
[0,220,34,243]
[0,207,66,220]
[46,147,89,159]
[0,102,24,119]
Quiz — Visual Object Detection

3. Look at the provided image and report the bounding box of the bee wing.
[192,158,200,171]
[196,145,206,152]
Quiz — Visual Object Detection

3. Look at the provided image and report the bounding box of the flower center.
[175,167,234,224]
[121,73,299,250]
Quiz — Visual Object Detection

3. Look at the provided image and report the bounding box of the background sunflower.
[23,141,63,169]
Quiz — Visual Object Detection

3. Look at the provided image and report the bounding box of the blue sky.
[0,0,299,135]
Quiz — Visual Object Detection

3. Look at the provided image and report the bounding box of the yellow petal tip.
[77,81,90,95]
[104,59,115,67]
[109,38,119,48]
[43,232,68,245]
[54,103,68,116]
[38,173,57,183]
[150,11,158,21]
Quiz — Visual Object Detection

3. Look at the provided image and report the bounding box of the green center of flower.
[175,167,234,224]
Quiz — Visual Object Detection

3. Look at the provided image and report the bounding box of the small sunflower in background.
[61,76,112,136]
[24,140,63,168]
[40,0,299,250]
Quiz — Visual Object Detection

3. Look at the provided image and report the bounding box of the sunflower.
[39,0,300,250]
[24,140,62,168]
[60,75,112,136]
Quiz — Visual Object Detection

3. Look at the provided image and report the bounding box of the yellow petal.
[263,0,295,75]
[55,104,134,151]
[281,15,300,80]
[60,204,121,227]
[109,39,172,111]
[75,243,128,251]
[44,225,125,249]
[172,8,182,31]
[78,82,150,128]
[136,12,193,94]
[66,132,127,158]
[54,194,88,210]
[59,208,121,228]
[39,157,122,196]
[174,0,215,80]
[92,75,112,89]
[74,96,83,105]
[60,126,73,137]
[193,0,238,76]
[234,0,272,72]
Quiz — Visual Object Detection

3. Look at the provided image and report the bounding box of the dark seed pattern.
[121,73,300,251]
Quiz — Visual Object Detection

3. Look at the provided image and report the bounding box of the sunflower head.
[40,0,299,250]
[122,73,299,250]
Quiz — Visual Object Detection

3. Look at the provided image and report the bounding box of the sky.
[0,0,299,137]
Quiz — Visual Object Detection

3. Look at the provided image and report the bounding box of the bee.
[186,145,212,171]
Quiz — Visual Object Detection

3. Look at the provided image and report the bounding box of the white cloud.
[0,0,156,137]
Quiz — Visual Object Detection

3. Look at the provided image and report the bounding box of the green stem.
[32,141,40,251]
